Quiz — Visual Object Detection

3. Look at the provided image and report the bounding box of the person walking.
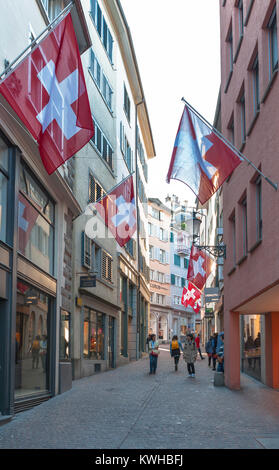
[195,333,204,360]
[31,335,40,369]
[148,334,160,375]
[205,335,214,367]
[217,334,224,373]
[170,335,183,371]
[183,333,197,378]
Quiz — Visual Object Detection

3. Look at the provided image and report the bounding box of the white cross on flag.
[94,175,137,247]
[181,282,201,313]
[0,13,94,174]
[187,245,214,290]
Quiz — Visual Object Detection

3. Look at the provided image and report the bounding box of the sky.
[120,0,221,208]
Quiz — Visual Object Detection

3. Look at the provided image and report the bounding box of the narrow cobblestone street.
[1,347,279,449]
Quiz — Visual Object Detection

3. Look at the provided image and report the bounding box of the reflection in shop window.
[242,314,262,382]
[15,280,50,399]
[83,308,105,360]
[60,310,70,360]
[18,165,54,275]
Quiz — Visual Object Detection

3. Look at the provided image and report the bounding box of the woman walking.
[148,334,160,375]
[183,333,197,378]
[170,335,183,371]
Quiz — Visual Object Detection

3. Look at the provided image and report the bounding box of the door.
[108,316,115,368]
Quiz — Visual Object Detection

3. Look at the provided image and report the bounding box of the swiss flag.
[0,13,94,174]
[187,245,214,290]
[181,282,201,313]
[95,175,136,247]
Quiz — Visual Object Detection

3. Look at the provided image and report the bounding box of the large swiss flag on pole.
[0,13,94,174]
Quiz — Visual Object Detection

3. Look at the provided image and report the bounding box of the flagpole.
[72,172,135,222]
[0,1,74,81]
[181,97,278,191]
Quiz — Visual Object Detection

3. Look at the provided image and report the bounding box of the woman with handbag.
[148,334,160,375]
[170,335,183,371]
[183,333,198,378]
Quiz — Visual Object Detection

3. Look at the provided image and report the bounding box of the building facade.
[220,0,279,390]
[148,199,171,342]
[166,195,197,338]
[0,0,90,417]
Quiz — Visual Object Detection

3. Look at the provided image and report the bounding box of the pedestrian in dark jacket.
[183,333,197,378]
[205,336,214,367]
[170,335,183,371]
[217,334,224,373]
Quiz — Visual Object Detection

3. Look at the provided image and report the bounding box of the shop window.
[60,310,70,360]
[18,164,54,275]
[83,308,105,360]
[241,315,262,381]
[15,280,51,399]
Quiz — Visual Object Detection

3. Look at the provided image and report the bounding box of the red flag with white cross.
[94,175,137,248]
[181,282,201,313]
[187,245,214,290]
[0,13,94,174]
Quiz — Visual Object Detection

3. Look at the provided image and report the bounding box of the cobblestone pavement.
[1,347,279,449]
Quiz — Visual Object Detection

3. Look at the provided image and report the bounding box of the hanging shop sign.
[80,275,96,288]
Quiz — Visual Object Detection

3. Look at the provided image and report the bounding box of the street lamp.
[191,210,226,259]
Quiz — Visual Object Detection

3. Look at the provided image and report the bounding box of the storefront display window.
[60,310,70,360]
[83,308,105,360]
[18,164,54,275]
[15,280,51,399]
[241,314,262,381]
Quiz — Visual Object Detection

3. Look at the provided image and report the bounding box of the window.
[230,213,236,267]
[227,25,233,78]
[252,56,260,113]
[184,258,189,269]
[19,164,55,275]
[159,249,166,264]
[241,197,248,256]
[174,254,181,267]
[255,176,262,241]
[268,7,278,74]
[124,135,132,172]
[124,84,131,122]
[149,245,154,259]
[89,173,104,203]
[91,117,113,170]
[90,50,101,88]
[92,242,101,276]
[238,0,244,39]
[42,0,66,21]
[90,0,113,63]
[102,74,113,111]
[83,308,105,360]
[240,91,246,144]
[228,116,235,145]
[90,49,113,111]
[102,250,112,283]
[81,231,91,269]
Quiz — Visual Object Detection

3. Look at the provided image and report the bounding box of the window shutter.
[170,231,174,243]
[181,278,185,288]
[81,231,91,269]
[171,274,175,285]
